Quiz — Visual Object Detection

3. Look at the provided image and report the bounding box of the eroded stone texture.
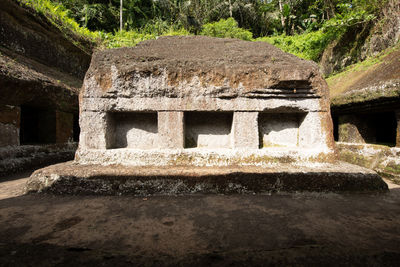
[0,105,20,147]
[0,0,89,173]
[77,36,336,166]
[338,115,370,143]
[336,142,400,184]
[0,0,92,112]
[0,143,77,177]
[26,161,388,195]
[159,112,184,149]
[330,44,400,150]
[232,112,259,149]
[78,112,108,150]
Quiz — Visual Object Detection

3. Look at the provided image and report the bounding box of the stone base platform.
[337,142,400,184]
[25,161,388,195]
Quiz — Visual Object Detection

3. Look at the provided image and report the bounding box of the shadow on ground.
[1,182,400,266]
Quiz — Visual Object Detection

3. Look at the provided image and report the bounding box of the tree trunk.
[279,0,285,28]
[120,0,123,31]
[325,0,335,20]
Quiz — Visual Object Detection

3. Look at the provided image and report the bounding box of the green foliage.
[153,0,270,37]
[103,28,190,48]
[259,0,385,36]
[200,18,253,41]
[327,43,399,82]
[322,2,377,30]
[24,0,388,38]
[102,30,154,48]
[20,0,103,43]
[257,29,341,61]
[19,0,391,67]
[53,0,155,31]
[19,0,189,49]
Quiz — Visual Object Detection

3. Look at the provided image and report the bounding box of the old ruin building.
[76,36,336,166]
[0,0,92,176]
[27,36,387,194]
[330,45,400,180]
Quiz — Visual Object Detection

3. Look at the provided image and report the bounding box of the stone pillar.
[337,114,373,143]
[396,110,400,147]
[232,112,259,149]
[299,112,327,148]
[158,111,184,149]
[56,111,74,143]
[79,111,109,149]
[0,105,20,147]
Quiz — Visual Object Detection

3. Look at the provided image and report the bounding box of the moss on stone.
[337,143,400,185]
[377,171,400,185]
[339,151,373,169]
[331,83,400,107]
[385,164,400,175]
[328,42,400,106]
[338,123,350,142]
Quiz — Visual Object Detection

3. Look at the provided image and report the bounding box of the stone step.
[26,161,388,195]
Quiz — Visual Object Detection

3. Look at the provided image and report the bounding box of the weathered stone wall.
[185,112,233,149]
[26,161,387,195]
[360,0,400,60]
[321,0,400,76]
[0,105,20,147]
[158,112,184,149]
[77,36,336,166]
[107,112,158,149]
[0,0,92,80]
[259,113,304,147]
[0,0,89,174]
[0,143,77,177]
[232,112,259,149]
[338,114,371,143]
[337,142,400,184]
[0,0,92,113]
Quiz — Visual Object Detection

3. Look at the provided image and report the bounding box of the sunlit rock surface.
[77,36,336,166]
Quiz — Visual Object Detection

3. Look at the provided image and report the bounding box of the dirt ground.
[1,171,400,266]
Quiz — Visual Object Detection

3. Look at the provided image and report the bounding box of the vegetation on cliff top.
[19,0,388,63]
[326,43,400,98]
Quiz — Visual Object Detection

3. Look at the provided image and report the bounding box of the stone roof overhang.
[0,47,80,112]
[331,79,400,114]
[83,36,328,102]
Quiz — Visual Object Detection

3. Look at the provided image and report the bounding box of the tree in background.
[54,0,156,31]
[52,0,386,37]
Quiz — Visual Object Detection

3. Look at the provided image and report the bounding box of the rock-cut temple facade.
[76,36,336,166]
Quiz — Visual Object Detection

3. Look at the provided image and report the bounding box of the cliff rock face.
[0,0,92,175]
[329,45,400,109]
[360,0,400,60]
[328,42,400,182]
[0,0,92,111]
[320,0,400,76]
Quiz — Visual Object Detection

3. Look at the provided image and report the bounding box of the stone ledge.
[75,147,336,166]
[25,161,388,195]
[336,142,400,184]
[0,144,77,177]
